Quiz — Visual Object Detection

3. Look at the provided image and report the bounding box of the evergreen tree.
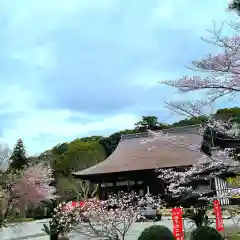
[9,139,28,171]
[228,0,240,15]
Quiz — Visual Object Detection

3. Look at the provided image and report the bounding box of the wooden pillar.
[99,186,103,200]
[127,181,130,193]
[113,182,116,195]
[143,182,148,194]
[104,183,108,200]
[147,185,150,194]
[133,180,137,195]
[99,183,108,200]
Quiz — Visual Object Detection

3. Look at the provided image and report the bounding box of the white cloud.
[9,110,138,139]
[0,0,238,156]
[1,110,138,154]
[23,112,137,154]
[0,84,34,112]
[0,85,138,154]
[0,82,139,154]
[150,0,231,33]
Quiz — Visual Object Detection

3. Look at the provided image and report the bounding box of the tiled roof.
[73,125,206,177]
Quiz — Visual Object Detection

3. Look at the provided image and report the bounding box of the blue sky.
[0,0,239,155]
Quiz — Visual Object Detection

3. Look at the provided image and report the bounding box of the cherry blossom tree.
[161,22,240,102]
[11,163,56,205]
[158,19,240,196]
[145,124,240,207]
[159,152,239,200]
[0,162,56,227]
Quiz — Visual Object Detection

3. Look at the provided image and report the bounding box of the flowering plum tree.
[45,193,162,240]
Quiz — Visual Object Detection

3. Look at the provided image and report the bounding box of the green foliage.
[227,175,240,198]
[52,140,106,176]
[228,234,240,240]
[50,140,105,200]
[171,108,240,127]
[55,177,79,200]
[42,199,59,214]
[42,221,59,236]
[80,136,103,142]
[172,116,207,127]
[55,176,98,201]
[26,199,59,220]
[52,143,68,155]
[228,0,240,14]
[215,107,240,123]
[190,226,223,240]
[9,138,28,171]
[226,175,240,187]
[184,206,213,228]
[135,116,170,131]
[138,225,175,240]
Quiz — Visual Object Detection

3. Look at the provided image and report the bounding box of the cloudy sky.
[0,0,239,155]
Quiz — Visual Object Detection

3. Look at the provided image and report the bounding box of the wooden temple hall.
[73,125,207,200]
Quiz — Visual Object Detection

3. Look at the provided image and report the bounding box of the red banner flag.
[172,207,184,240]
[213,199,224,232]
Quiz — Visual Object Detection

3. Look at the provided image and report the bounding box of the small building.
[73,125,208,199]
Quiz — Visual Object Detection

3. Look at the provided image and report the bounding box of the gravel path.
[1,218,239,240]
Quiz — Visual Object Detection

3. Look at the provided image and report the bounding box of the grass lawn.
[6,217,34,223]
[227,233,240,240]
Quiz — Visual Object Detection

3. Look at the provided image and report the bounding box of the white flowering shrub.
[43,193,161,239]
[43,201,81,236]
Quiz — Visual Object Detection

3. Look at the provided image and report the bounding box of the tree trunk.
[50,233,59,240]
[19,201,26,217]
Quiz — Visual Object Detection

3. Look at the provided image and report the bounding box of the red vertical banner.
[172,207,184,240]
[213,199,224,232]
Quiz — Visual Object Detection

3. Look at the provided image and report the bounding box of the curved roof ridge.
[121,124,202,141]
[161,124,201,132]
[121,132,150,141]
[73,124,204,177]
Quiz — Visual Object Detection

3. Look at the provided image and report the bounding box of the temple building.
[73,125,209,200]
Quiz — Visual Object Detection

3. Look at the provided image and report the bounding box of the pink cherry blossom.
[161,24,240,101]
[0,163,56,227]
[11,163,56,205]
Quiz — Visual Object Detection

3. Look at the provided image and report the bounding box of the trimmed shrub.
[190,226,223,240]
[138,225,175,240]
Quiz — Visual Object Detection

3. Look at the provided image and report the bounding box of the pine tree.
[9,139,28,171]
